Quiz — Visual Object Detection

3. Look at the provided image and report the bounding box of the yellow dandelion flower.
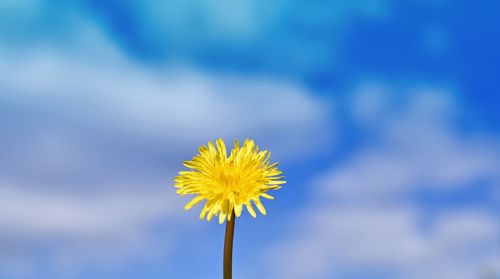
[174,138,285,224]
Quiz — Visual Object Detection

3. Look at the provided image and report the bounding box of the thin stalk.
[223,212,236,279]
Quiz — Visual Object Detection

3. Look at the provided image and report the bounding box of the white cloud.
[0,177,186,277]
[267,207,498,279]
[0,27,332,161]
[0,181,178,238]
[264,84,500,279]
[0,24,332,275]
[318,84,500,202]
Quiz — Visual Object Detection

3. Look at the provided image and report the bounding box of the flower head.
[174,139,285,224]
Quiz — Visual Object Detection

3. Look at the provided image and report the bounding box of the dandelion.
[175,138,285,223]
[174,138,285,279]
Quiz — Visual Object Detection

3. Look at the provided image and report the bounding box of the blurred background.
[0,0,499,278]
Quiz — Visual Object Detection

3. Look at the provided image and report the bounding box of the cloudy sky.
[0,1,499,279]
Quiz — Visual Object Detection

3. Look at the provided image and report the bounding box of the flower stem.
[223,212,236,279]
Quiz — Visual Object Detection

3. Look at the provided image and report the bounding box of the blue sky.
[0,1,499,279]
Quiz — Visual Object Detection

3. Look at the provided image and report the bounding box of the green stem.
[223,212,236,279]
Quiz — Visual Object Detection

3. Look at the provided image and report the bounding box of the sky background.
[0,0,499,279]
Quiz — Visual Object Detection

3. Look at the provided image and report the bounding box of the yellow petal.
[208,141,217,157]
[246,203,257,218]
[221,199,229,215]
[216,138,227,158]
[184,196,204,210]
[234,203,243,217]
[253,198,267,215]
[199,204,210,219]
[207,205,219,221]
[261,193,274,200]
[219,211,227,224]
[267,180,286,185]
[230,139,240,160]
